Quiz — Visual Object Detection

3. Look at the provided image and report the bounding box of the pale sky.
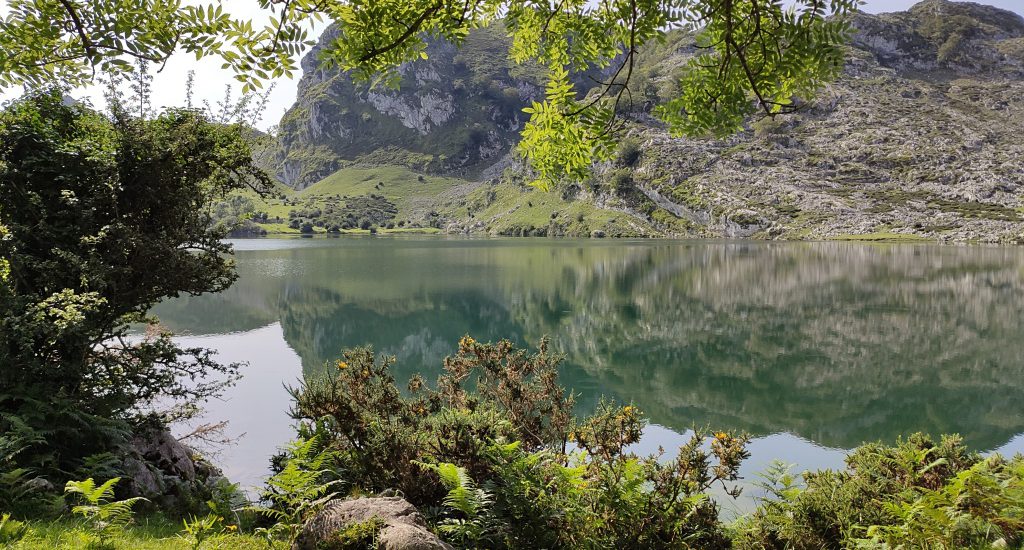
[1,0,1022,131]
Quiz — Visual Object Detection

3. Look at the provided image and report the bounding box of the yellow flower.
[714,432,729,440]
[336,360,348,369]
[623,406,634,414]
[459,335,476,347]
[226,525,238,532]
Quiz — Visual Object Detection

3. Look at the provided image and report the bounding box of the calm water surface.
[154,237,1024,505]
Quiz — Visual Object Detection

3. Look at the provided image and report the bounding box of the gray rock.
[294,496,453,550]
[121,456,163,497]
[132,427,196,481]
[379,522,452,550]
[118,426,224,513]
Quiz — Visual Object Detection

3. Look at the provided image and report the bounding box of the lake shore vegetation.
[2,0,1021,548]
[2,337,1022,549]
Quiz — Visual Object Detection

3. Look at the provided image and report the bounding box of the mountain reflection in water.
[155,237,1024,488]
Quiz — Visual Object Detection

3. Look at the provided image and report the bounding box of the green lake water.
[154,237,1024,504]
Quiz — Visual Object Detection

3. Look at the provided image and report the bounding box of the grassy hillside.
[215,162,659,237]
[247,0,1024,243]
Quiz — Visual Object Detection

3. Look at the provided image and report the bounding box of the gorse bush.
[735,433,1024,549]
[290,337,749,549]
[287,338,1024,549]
[289,337,575,504]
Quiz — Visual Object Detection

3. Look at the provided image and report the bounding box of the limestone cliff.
[268,0,1024,242]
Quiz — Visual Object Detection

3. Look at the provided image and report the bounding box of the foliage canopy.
[0,90,271,480]
[0,0,857,187]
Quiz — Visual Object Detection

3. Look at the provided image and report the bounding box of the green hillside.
[241,0,1024,243]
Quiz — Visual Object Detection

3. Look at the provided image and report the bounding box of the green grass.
[238,163,658,238]
[830,231,933,242]
[298,165,465,213]
[451,182,657,237]
[927,198,1022,221]
[222,165,470,233]
[9,517,275,549]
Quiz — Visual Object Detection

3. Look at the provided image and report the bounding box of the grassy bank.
[5,516,271,549]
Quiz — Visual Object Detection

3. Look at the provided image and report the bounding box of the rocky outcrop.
[269,1,1024,242]
[294,496,453,550]
[119,425,226,512]
[581,0,1024,243]
[269,24,550,189]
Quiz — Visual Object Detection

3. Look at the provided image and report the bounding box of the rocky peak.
[269,24,550,189]
[907,0,1024,37]
[851,0,1024,74]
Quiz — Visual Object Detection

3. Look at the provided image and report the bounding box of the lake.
[153,237,1024,509]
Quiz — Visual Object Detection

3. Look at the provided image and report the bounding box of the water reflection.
[156,237,1024,485]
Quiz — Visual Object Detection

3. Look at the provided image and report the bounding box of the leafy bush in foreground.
[290,337,748,549]
[735,433,1024,549]
[289,337,1024,549]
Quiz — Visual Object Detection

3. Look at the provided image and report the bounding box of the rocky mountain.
[264,0,1024,242]
[270,23,552,189]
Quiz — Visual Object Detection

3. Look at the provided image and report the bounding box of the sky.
[1,0,1022,131]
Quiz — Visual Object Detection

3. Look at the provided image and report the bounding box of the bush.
[609,168,634,194]
[289,338,748,549]
[0,90,263,482]
[616,137,643,167]
[735,434,1024,549]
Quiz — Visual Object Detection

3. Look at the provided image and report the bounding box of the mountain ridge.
[254,0,1024,242]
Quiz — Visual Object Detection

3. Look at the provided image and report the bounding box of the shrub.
[0,90,262,480]
[289,339,574,504]
[734,434,1023,549]
[616,137,643,167]
[290,338,747,549]
[609,168,634,194]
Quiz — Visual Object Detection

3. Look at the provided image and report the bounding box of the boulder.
[118,425,224,513]
[294,496,453,550]
[132,426,196,481]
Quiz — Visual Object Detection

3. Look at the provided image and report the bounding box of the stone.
[132,427,196,481]
[294,497,453,550]
[121,456,163,498]
[118,426,224,514]
[378,522,452,550]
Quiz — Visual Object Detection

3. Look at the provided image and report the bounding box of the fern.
[65,477,147,545]
[0,513,29,545]
[414,461,494,546]
[0,427,45,510]
[246,436,343,546]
